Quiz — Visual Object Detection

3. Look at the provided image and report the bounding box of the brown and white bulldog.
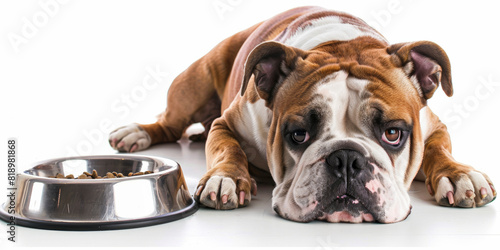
[108,6,496,223]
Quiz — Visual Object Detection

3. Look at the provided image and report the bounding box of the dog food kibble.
[106,172,116,178]
[51,170,153,179]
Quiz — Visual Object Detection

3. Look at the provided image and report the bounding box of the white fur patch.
[234,99,271,172]
[346,76,370,93]
[467,170,494,206]
[220,177,238,197]
[434,177,454,200]
[315,71,350,135]
[109,123,151,152]
[282,16,387,50]
[468,171,490,194]
[245,99,270,152]
[419,106,432,141]
[454,175,475,199]
[410,75,424,98]
[200,175,240,209]
[394,141,410,184]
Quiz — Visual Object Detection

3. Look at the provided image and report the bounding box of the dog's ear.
[388,41,453,99]
[241,41,304,102]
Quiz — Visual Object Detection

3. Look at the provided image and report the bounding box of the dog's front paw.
[108,124,151,152]
[426,168,496,208]
[194,171,257,210]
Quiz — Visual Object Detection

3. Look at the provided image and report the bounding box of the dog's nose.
[326,150,367,179]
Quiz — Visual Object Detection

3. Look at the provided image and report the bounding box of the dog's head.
[240,37,452,223]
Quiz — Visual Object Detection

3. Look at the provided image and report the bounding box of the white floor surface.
[1,1,500,249]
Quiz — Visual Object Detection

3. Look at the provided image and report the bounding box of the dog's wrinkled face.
[271,69,419,223]
[241,38,452,223]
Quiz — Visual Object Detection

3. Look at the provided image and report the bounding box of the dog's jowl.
[109,7,496,223]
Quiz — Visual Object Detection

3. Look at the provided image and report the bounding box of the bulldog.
[109,6,496,223]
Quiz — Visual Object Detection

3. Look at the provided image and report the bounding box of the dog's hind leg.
[108,58,219,152]
[109,25,259,152]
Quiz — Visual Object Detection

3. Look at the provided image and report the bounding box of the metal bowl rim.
[21,154,180,183]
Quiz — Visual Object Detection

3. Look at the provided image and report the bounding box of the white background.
[1,0,499,248]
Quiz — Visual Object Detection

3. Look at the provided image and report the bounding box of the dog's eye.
[291,130,310,144]
[382,128,401,145]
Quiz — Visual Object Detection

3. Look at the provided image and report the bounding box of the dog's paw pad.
[197,176,240,210]
[432,171,496,208]
[108,124,151,152]
[434,177,455,206]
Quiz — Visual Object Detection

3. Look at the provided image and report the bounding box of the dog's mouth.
[318,211,375,223]
[311,193,379,223]
[317,195,375,223]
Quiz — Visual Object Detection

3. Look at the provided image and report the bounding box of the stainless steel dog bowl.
[0,155,197,230]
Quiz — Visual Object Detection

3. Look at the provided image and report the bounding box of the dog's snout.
[326,150,368,179]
